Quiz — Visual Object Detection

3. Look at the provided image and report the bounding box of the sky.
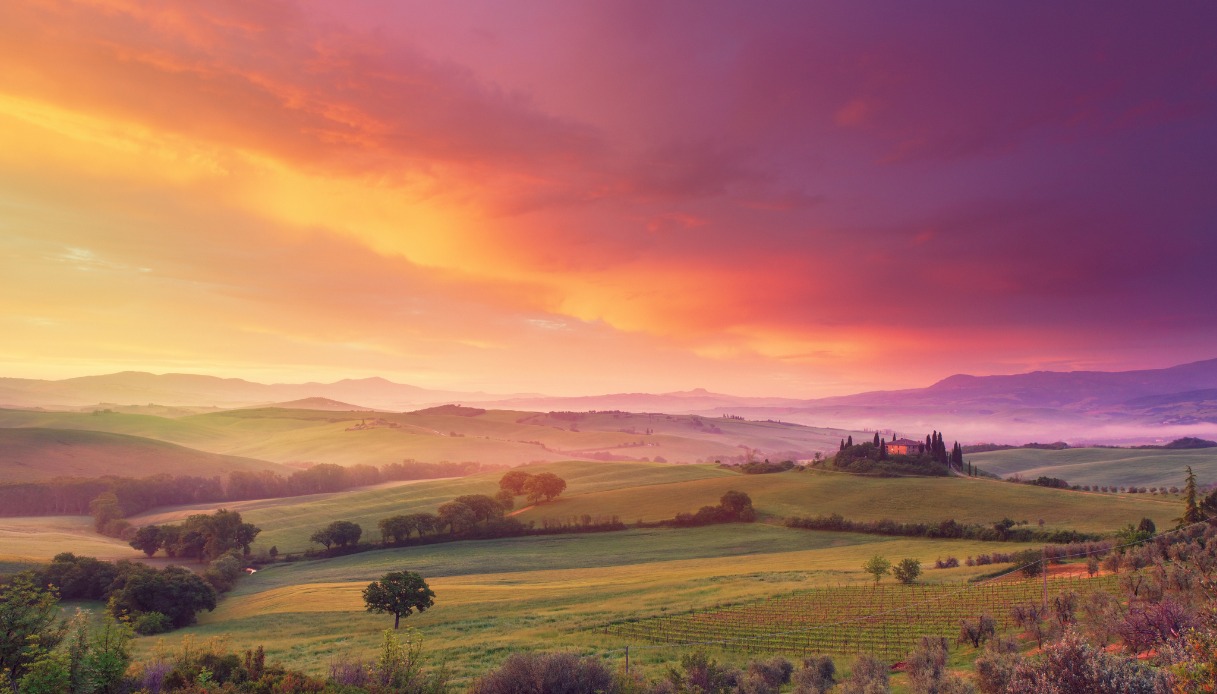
[1,1,1216,397]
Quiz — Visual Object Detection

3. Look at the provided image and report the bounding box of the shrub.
[470,651,617,694]
[958,614,997,648]
[973,638,1020,694]
[791,656,836,694]
[1006,628,1168,693]
[132,611,172,635]
[746,656,793,687]
[906,637,973,694]
[838,654,889,694]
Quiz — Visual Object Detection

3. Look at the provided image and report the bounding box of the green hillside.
[969,447,1217,488]
[127,460,1174,554]
[143,525,1034,682]
[131,461,732,552]
[509,467,1175,534]
[0,427,287,482]
[0,515,136,564]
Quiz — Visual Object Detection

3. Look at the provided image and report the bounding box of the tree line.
[126,508,260,562]
[0,460,503,518]
[304,471,582,555]
[784,512,1100,544]
[304,477,759,559]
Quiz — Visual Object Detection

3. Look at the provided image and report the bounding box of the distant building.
[887,438,925,456]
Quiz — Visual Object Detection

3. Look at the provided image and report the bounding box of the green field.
[119,460,1178,555]
[0,516,137,564]
[511,466,1177,535]
[3,441,1191,687]
[969,446,1217,489]
[140,525,1035,684]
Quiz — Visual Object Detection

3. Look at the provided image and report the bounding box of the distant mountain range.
[0,372,505,410]
[4,358,1217,443]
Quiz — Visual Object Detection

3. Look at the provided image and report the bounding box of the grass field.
[128,461,731,552]
[511,467,1178,535]
[969,446,1217,489]
[0,427,287,482]
[3,451,1190,688]
[117,460,1179,555]
[0,516,137,563]
[140,525,1036,685]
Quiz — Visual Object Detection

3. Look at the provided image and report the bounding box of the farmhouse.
[887,438,925,456]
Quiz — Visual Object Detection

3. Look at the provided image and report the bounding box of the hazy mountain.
[0,372,507,410]
[474,387,804,413]
[4,359,1217,443]
[698,359,1217,444]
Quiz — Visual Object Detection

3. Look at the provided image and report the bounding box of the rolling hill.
[0,406,854,469]
[969,446,1217,489]
[6,359,1217,445]
[124,459,1177,554]
[0,427,288,482]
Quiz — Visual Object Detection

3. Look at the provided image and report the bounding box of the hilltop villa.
[887,438,926,456]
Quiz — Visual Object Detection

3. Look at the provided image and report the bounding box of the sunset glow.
[3,1,1215,396]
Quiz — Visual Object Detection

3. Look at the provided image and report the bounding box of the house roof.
[889,438,924,446]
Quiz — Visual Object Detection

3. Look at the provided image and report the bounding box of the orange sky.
[2,1,1215,397]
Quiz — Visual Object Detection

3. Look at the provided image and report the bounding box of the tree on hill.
[379,515,414,544]
[524,472,567,504]
[1163,437,1217,449]
[437,501,478,534]
[310,520,364,550]
[719,490,753,516]
[452,494,506,525]
[128,525,162,557]
[133,510,259,561]
[499,470,532,496]
[363,571,435,629]
[409,512,438,537]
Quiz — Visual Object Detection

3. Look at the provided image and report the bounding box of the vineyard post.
[1041,547,1048,613]
[625,645,629,674]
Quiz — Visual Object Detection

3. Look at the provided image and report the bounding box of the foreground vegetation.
[7,442,1217,691]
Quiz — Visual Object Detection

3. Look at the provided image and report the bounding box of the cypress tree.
[847,435,853,447]
[873,432,880,446]
[1178,466,1207,526]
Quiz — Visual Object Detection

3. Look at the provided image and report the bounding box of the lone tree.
[363,571,435,629]
[863,555,891,586]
